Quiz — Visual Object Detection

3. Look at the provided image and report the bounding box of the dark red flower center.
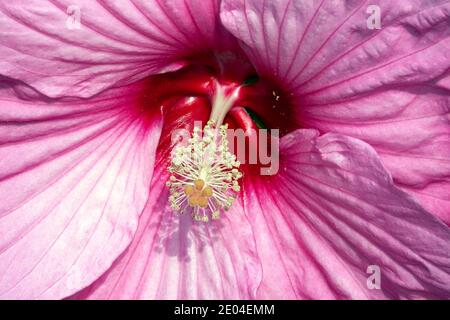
[135,51,296,174]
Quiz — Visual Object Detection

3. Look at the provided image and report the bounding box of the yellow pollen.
[185,180,213,209]
[197,196,209,208]
[202,186,213,197]
[188,195,199,207]
[194,179,205,190]
[184,185,194,196]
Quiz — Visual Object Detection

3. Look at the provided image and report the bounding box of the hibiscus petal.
[70,165,261,300]
[244,129,450,299]
[0,0,228,97]
[0,80,162,299]
[220,0,450,223]
[302,89,450,225]
[221,0,450,94]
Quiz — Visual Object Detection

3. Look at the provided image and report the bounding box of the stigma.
[166,83,243,222]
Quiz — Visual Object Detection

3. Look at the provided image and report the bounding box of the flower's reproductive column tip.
[166,84,243,222]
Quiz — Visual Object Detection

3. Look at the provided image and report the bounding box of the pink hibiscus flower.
[0,0,449,300]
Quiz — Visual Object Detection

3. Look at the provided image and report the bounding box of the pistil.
[166,82,243,222]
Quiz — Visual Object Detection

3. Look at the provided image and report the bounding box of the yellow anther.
[194,179,205,190]
[188,195,199,207]
[202,186,213,197]
[184,185,195,196]
[198,196,209,208]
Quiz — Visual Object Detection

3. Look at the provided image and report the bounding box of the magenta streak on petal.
[278,0,326,83]
[274,0,293,78]
[285,0,370,89]
[298,38,449,98]
[285,2,445,91]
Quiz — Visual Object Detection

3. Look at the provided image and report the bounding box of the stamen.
[167,121,242,222]
[167,83,243,222]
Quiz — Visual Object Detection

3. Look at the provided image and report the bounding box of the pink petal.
[0,0,229,98]
[245,129,450,299]
[220,0,450,224]
[73,129,450,300]
[0,80,162,299]
[71,165,261,300]
[220,0,450,92]
[302,90,450,225]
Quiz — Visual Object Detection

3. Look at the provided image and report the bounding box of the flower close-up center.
[0,0,449,302]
